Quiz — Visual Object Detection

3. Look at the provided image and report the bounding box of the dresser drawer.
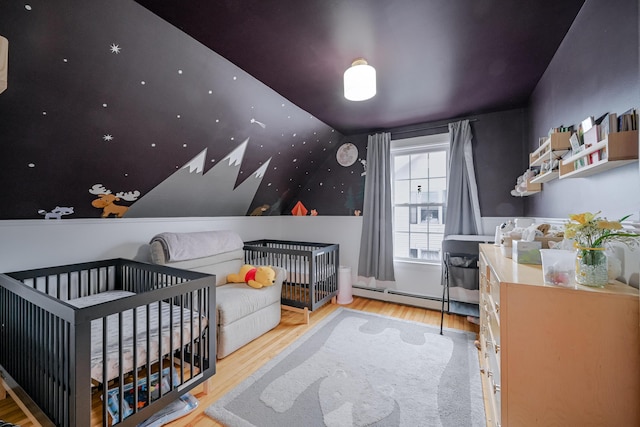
[488,305,501,358]
[479,253,489,292]
[482,340,502,427]
[489,273,500,309]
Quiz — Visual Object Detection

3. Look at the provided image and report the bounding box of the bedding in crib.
[67,290,207,384]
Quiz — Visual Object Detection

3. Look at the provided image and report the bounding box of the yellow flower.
[597,220,622,230]
[569,213,587,224]
[565,211,639,249]
[572,211,599,224]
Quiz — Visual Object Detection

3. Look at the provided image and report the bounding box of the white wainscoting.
[2,215,635,304]
[0,216,363,274]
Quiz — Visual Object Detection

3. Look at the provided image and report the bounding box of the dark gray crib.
[243,240,339,317]
[0,259,216,427]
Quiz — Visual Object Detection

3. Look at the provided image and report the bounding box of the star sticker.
[109,43,121,54]
[103,134,113,141]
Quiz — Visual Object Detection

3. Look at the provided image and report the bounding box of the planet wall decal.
[336,142,358,167]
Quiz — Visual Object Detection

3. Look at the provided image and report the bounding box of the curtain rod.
[391,118,478,136]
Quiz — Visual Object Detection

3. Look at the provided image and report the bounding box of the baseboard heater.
[353,284,449,311]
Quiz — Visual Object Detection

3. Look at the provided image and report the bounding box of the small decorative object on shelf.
[511,169,540,197]
[564,212,640,287]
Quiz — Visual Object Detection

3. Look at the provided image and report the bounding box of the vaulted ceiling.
[136,0,585,135]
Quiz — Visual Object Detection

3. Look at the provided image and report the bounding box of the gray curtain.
[358,132,395,281]
[444,120,483,236]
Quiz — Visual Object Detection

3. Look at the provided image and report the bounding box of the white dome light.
[344,58,376,101]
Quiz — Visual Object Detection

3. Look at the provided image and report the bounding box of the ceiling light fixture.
[343,58,376,101]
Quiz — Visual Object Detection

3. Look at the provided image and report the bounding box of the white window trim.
[391,132,450,265]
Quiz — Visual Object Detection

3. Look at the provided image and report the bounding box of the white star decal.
[103,134,113,141]
[110,43,121,54]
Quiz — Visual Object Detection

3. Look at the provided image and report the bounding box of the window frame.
[391,133,450,264]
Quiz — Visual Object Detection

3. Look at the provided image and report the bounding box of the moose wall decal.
[89,184,140,218]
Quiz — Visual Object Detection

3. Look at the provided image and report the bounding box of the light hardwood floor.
[0,297,480,427]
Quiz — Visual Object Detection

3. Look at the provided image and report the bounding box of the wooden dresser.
[478,244,639,427]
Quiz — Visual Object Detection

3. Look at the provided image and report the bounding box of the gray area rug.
[206,308,485,426]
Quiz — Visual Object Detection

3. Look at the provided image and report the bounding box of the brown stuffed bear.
[227,264,276,289]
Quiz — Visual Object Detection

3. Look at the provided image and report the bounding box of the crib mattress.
[67,290,207,384]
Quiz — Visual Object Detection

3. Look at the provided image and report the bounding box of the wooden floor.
[0,297,480,427]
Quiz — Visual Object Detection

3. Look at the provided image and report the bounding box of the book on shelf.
[548,125,573,136]
[569,132,581,151]
[595,113,610,139]
[581,116,594,132]
[618,108,638,132]
[594,112,608,125]
[609,113,618,133]
[583,125,600,146]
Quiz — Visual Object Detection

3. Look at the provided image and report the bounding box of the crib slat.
[102,316,109,427]
[117,311,125,424]
[190,292,195,377]
[145,302,151,408]
[169,298,174,392]
[54,317,60,424]
[157,299,163,398]
[63,320,70,427]
[132,306,139,418]
[178,295,185,384]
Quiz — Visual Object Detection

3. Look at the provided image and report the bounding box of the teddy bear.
[227,264,276,289]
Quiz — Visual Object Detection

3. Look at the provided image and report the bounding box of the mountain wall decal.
[125,138,268,217]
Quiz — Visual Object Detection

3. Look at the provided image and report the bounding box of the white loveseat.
[149,230,284,358]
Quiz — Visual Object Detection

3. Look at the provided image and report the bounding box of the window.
[391,133,449,263]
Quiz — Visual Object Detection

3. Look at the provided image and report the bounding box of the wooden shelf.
[530,170,559,184]
[528,132,571,186]
[560,130,638,179]
[529,132,571,167]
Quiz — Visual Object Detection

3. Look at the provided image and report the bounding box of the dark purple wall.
[302,109,528,218]
[527,0,639,220]
[0,0,345,219]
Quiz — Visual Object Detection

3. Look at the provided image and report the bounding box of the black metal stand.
[439,241,481,335]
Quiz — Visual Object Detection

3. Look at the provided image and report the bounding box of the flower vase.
[575,247,608,287]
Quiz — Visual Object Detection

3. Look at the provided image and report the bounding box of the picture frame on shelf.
[569,132,581,151]
[569,140,584,155]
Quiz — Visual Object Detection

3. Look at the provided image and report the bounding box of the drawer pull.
[494,302,500,313]
[487,370,493,378]
[493,383,501,394]
[494,344,500,354]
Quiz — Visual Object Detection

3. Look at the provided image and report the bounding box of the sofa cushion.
[216,267,283,325]
[154,249,244,286]
[149,230,243,263]
[217,302,281,358]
